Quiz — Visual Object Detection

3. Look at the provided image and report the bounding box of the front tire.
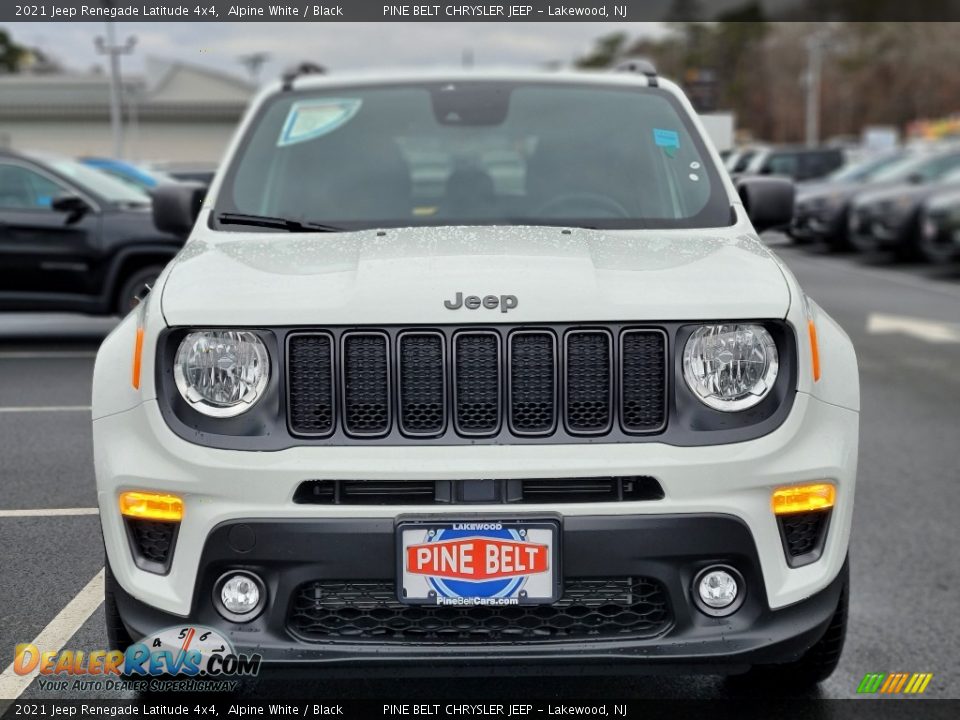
[734,558,849,688]
[104,561,134,653]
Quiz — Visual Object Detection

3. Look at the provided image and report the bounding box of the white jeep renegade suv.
[92,65,859,685]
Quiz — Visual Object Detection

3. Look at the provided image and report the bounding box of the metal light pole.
[95,22,137,159]
[804,30,827,148]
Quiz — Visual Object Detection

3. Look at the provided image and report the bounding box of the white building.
[0,58,255,164]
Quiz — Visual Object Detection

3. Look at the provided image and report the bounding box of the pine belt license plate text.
[398,520,560,606]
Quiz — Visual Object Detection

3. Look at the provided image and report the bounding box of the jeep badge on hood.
[444,292,518,313]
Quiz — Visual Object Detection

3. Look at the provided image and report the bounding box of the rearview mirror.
[735,176,795,233]
[51,194,91,223]
[152,182,207,237]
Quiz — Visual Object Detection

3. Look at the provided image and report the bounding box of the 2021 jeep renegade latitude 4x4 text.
[93,68,859,684]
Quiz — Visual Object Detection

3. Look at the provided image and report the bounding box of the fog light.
[699,570,737,608]
[693,565,744,617]
[216,572,264,620]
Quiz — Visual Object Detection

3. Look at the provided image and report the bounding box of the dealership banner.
[1,700,959,719]
[6,0,960,22]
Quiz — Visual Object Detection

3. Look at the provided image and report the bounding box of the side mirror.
[152,182,207,237]
[51,194,91,223]
[906,172,925,185]
[736,176,795,233]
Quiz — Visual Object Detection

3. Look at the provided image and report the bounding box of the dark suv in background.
[741,146,845,182]
[0,149,188,315]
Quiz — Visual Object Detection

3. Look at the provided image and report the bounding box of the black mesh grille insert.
[287,334,334,436]
[454,332,500,435]
[342,333,390,436]
[779,511,829,560]
[565,330,612,433]
[125,518,178,574]
[289,577,671,642]
[620,330,667,433]
[398,333,446,436]
[509,332,556,435]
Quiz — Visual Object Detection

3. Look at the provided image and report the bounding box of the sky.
[3,22,667,84]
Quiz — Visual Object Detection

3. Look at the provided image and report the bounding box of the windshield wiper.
[217,212,343,232]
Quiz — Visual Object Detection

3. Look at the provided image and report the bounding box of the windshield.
[730,150,757,173]
[826,153,904,182]
[43,157,150,205]
[871,152,960,183]
[215,81,732,231]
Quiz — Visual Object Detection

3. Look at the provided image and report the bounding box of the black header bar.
[5,0,960,22]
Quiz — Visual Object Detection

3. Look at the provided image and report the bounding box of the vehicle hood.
[160,226,792,326]
[853,182,948,209]
[795,182,862,208]
[924,186,960,212]
[105,206,182,243]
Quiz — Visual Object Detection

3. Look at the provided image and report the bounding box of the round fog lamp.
[699,570,738,608]
[693,566,744,617]
[219,573,261,616]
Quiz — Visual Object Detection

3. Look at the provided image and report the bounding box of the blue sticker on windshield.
[278,99,362,147]
[653,128,680,157]
[653,128,680,148]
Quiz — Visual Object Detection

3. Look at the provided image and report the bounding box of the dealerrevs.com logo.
[14,626,261,693]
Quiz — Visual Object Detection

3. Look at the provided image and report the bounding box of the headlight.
[173,330,269,417]
[682,324,779,412]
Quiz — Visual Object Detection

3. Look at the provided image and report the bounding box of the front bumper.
[850,208,913,250]
[94,390,857,621]
[110,515,847,673]
[791,205,844,241]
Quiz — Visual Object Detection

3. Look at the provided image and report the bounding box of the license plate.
[397,519,560,605]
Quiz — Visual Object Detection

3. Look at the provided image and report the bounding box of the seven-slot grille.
[287,327,667,441]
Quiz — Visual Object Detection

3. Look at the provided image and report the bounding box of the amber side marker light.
[808,319,821,382]
[772,483,835,515]
[132,327,145,389]
[119,491,184,522]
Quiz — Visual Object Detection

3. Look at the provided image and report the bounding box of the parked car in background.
[919,186,960,265]
[146,162,216,186]
[849,150,960,258]
[80,157,177,193]
[742,146,845,182]
[789,151,908,248]
[724,145,764,174]
[0,149,185,315]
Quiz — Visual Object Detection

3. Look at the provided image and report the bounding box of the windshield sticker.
[653,128,680,157]
[278,99,362,147]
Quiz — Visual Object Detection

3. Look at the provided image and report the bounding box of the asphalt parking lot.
[0,237,958,701]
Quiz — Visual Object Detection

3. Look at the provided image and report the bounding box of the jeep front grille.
[286,325,667,442]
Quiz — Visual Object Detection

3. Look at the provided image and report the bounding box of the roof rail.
[615,59,658,87]
[281,62,327,91]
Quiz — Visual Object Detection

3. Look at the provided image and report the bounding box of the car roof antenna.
[615,59,658,87]
[282,62,327,91]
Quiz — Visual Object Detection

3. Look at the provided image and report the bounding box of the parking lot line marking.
[867,313,960,344]
[0,508,99,517]
[0,406,91,413]
[0,568,105,700]
[0,352,97,359]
